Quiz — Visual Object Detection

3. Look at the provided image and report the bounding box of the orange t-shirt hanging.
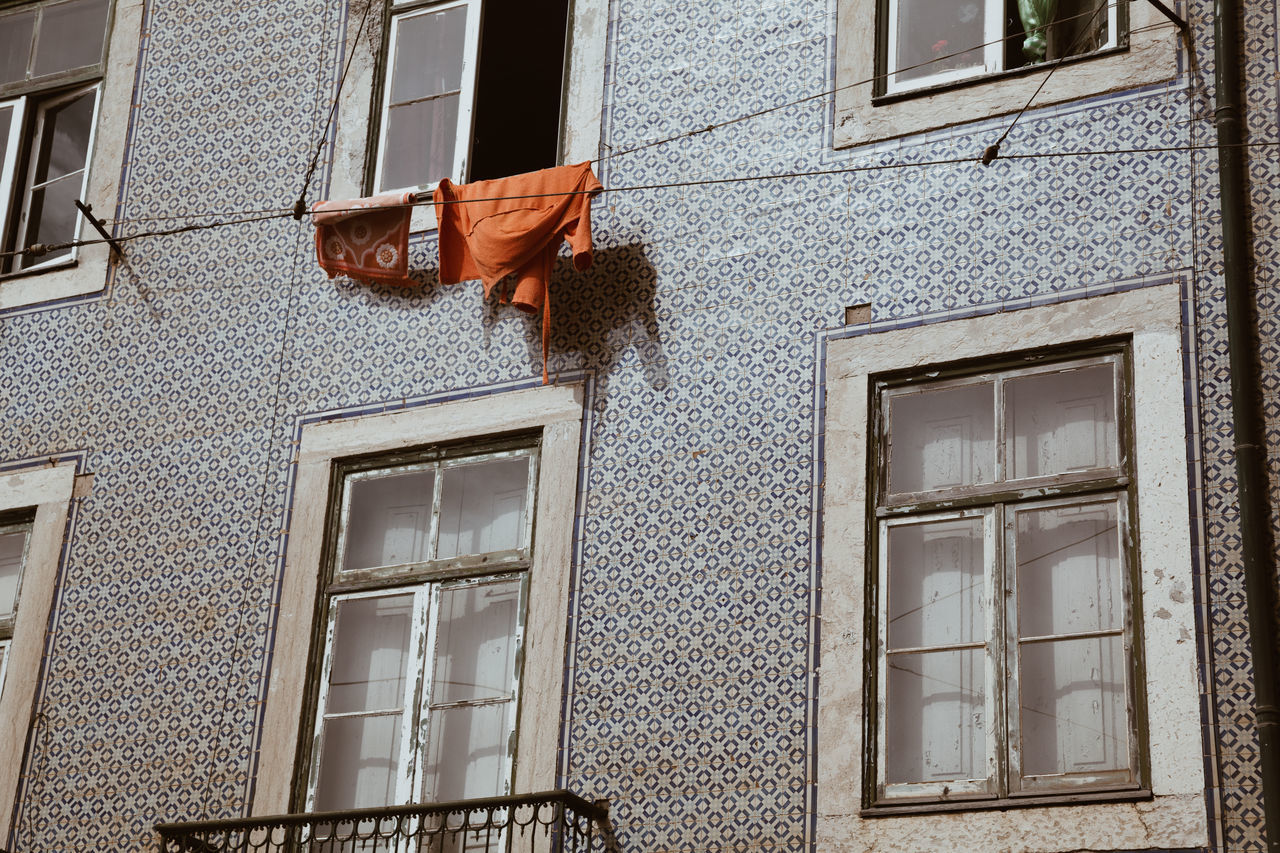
[434,162,604,383]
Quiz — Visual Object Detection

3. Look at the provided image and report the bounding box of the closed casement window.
[870,348,1143,804]
[0,516,33,695]
[374,0,570,193]
[0,0,112,274]
[304,438,538,816]
[880,0,1120,95]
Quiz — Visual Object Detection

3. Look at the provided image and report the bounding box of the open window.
[880,0,1120,96]
[372,0,571,195]
[0,515,34,696]
[0,0,111,276]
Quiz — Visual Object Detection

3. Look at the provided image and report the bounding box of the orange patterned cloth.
[312,191,415,287]
[434,162,603,382]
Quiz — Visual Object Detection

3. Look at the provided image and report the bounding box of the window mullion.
[427,461,444,561]
[984,505,1004,796]
[0,96,26,264]
[1000,500,1023,795]
[405,583,439,804]
[303,596,345,814]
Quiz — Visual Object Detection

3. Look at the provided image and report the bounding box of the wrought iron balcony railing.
[155,790,611,853]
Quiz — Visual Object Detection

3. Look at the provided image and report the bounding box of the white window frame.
[880,0,1120,96]
[0,0,142,311]
[817,283,1208,851]
[7,81,103,274]
[871,352,1142,804]
[0,461,76,839]
[833,0,1176,148]
[254,382,585,815]
[373,0,483,195]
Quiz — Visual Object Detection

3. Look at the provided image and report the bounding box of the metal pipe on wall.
[1213,0,1280,849]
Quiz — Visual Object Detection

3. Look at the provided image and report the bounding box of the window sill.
[869,45,1128,107]
[0,253,107,313]
[833,0,1180,148]
[863,787,1151,817]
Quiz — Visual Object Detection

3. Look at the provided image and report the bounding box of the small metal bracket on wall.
[74,199,125,261]
[1141,0,1189,35]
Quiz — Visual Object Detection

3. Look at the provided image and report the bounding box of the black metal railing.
[155,790,611,853]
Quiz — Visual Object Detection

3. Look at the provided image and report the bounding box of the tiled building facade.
[0,0,1276,851]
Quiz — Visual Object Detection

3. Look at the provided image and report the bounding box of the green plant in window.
[1017,0,1058,62]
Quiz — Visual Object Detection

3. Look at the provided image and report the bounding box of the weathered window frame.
[866,345,1147,808]
[253,383,585,817]
[833,0,1177,148]
[297,436,540,811]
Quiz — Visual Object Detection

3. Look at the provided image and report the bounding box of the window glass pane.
[1016,501,1122,637]
[437,457,529,560]
[1046,0,1109,60]
[32,0,110,78]
[422,702,511,801]
[1006,363,1117,479]
[432,580,520,705]
[21,173,82,268]
[379,94,459,191]
[886,648,985,783]
[32,88,95,185]
[1020,635,1128,777]
[327,594,414,714]
[314,713,404,810]
[886,517,984,649]
[0,528,29,619]
[892,0,985,82]
[390,6,467,104]
[888,383,994,493]
[341,469,436,572]
[0,11,35,85]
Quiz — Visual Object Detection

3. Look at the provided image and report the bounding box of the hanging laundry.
[434,162,604,383]
[312,191,415,287]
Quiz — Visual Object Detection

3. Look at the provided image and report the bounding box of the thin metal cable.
[3,138,1275,263]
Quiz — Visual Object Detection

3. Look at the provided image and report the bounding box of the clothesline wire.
[97,3,1179,228]
[984,0,1113,164]
[0,138,1262,263]
[292,0,375,220]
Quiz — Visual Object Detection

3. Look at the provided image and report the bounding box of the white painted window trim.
[326,0,606,233]
[818,283,1208,851]
[0,0,144,311]
[833,0,1178,148]
[254,382,585,814]
[373,0,483,196]
[0,462,75,839]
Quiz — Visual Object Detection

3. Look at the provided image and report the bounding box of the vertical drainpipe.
[1214,0,1280,849]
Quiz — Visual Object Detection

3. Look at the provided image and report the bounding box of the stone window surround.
[833,0,1181,148]
[0,0,144,312]
[818,283,1208,851]
[0,461,76,839]
[326,0,608,234]
[253,382,585,814]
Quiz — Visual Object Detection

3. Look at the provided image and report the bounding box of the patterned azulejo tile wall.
[0,0,1274,850]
